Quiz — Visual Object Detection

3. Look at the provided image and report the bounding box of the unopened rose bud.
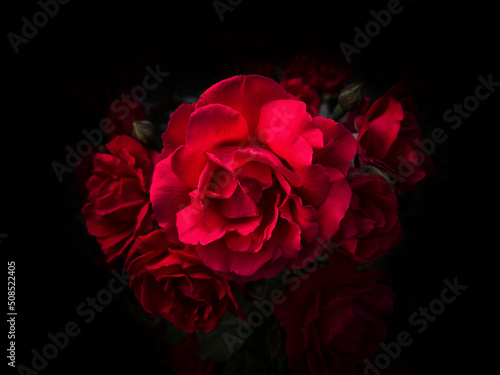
[338,83,364,112]
[332,104,346,121]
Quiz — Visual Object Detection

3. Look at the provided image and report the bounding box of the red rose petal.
[196,75,290,133]
[358,97,404,159]
[235,161,273,190]
[289,194,319,243]
[159,103,195,160]
[263,127,314,169]
[150,154,192,244]
[317,168,352,239]
[300,128,324,149]
[312,117,357,175]
[221,186,259,219]
[171,104,250,187]
[205,146,301,186]
[223,232,253,253]
[294,164,330,207]
[176,199,227,246]
[196,232,282,279]
[198,162,238,199]
[186,103,249,146]
[257,99,312,136]
[277,197,302,258]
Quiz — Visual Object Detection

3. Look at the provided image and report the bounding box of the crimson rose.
[126,229,240,333]
[82,135,158,261]
[333,171,402,263]
[150,75,356,282]
[275,265,395,375]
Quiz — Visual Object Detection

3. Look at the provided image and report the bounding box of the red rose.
[150,75,356,282]
[333,172,402,263]
[275,266,395,375]
[126,229,240,333]
[82,135,158,262]
[356,83,433,193]
[280,77,321,117]
[168,334,214,375]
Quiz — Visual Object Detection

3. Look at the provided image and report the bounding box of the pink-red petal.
[196,75,290,133]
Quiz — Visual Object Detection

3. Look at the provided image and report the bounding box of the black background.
[2,0,498,374]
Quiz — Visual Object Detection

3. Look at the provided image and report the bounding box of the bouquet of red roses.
[80,56,432,375]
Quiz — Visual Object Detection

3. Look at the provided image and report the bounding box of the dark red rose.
[280,77,321,117]
[168,334,214,375]
[333,172,403,263]
[275,266,395,375]
[82,135,158,262]
[106,97,147,140]
[126,229,241,333]
[150,75,356,283]
[281,54,352,95]
[355,83,433,194]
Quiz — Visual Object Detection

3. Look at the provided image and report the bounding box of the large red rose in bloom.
[126,229,240,333]
[82,135,158,262]
[150,75,356,282]
[275,265,395,375]
[356,83,433,194]
[333,172,403,263]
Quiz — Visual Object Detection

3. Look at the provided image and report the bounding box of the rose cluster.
[81,57,432,375]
